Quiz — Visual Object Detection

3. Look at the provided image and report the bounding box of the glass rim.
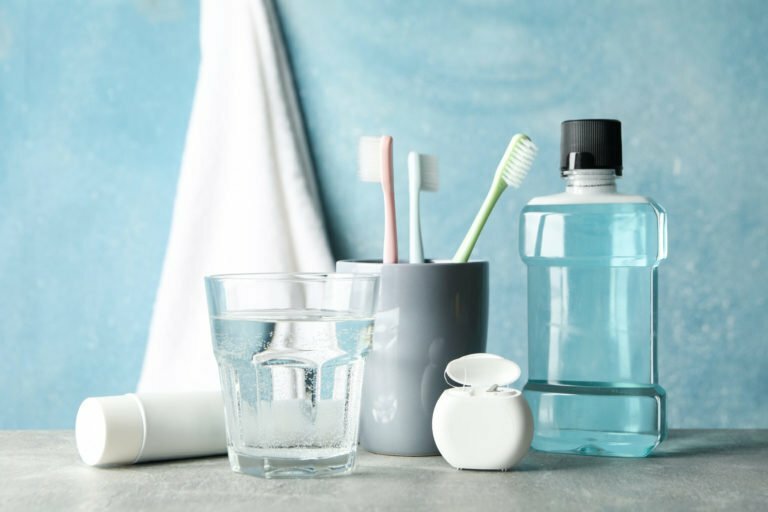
[205,272,379,283]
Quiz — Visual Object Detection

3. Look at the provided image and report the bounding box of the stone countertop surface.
[1,430,766,511]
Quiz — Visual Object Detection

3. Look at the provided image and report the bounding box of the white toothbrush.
[359,135,398,263]
[453,134,538,262]
[407,152,439,263]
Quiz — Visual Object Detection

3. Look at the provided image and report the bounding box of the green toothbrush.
[452,134,538,262]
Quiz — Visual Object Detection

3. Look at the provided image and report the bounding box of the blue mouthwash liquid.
[520,120,667,457]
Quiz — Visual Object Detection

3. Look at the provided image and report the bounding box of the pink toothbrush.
[359,135,398,263]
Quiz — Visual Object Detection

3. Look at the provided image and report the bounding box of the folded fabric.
[138,0,333,392]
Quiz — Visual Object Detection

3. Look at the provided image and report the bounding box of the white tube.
[75,392,227,466]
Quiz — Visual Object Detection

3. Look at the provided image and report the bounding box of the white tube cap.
[75,395,145,466]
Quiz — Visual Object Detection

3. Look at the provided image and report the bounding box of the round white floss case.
[432,353,533,471]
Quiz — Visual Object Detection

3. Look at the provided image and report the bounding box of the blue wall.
[276,0,768,428]
[1,0,766,428]
[0,1,199,428]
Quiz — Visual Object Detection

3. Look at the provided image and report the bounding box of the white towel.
[137,0,333,392]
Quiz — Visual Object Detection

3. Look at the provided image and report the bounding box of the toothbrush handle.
[381,136,398,264]
[452,181,506,263]
[409,176,424,264]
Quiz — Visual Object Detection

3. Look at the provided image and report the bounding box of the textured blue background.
[1,0,766,428]
[0,1,199,428]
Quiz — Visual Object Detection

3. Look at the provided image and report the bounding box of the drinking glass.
[205,273,379,478]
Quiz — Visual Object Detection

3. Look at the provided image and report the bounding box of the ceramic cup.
[336,260,488,456]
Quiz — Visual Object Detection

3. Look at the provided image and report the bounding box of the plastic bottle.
[519,119,667,457]
[75,392,226,466]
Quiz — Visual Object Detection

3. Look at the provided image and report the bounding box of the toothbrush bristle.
[358,136,384,182]
[418,154,439,192]
[499,135,537,188]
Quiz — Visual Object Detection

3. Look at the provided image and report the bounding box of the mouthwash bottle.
[519,119,667,457]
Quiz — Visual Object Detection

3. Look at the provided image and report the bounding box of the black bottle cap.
[560,119,623,176]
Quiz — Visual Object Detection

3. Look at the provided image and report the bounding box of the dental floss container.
[432,353,533,471]
[75,391,227,466]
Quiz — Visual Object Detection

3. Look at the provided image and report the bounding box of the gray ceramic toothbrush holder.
[336,259,489,456]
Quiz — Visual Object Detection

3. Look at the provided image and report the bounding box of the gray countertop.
[1,430,766,511]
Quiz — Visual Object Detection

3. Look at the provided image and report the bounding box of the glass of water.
[205,273,379,478]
